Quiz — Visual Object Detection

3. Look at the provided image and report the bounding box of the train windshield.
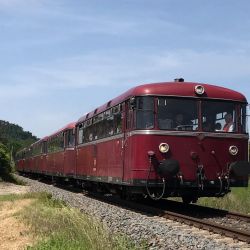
[157,97,198,131]
[201,101,245,133]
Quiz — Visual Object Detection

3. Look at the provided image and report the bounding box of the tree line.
[0,120,38,155]
[0,119,38,180]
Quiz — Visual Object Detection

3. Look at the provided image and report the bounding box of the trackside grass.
[1,193,139,250]
[197,183,250,214]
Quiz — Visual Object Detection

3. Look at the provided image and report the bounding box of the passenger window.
[66,129,75,147]
[78,124,84,144]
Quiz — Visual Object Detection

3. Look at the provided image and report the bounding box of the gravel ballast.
[16,175,250,250]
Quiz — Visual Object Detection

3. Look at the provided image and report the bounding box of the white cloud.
[1,48,250,103]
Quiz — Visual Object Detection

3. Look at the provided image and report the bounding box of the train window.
[136,96,154,129]
[201,101,237,133]
[157,98,198,131]
[114,112,122,134]
[104,109,111,118]
[66,129,75,147]
[47,133,64,153]
[59,133,64,148]
[93,113,103,124]
[78,124,84,144]
[79,104,124,143]
[84,119,92,127]
[112,104,121,114]
[241,105,248,133]
[82,126,90,142]
[42,141,47,154]
[32,143,42,156]
[27,147,32,157]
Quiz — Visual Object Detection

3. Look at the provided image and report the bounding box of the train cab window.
[157,98,198,131]
[136,96,154,129]
[202,101,237,133]
[240,104,248,134]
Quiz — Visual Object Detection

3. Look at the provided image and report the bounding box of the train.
[16,79,250,203]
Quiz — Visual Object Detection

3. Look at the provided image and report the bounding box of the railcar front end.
[123,85,250,202]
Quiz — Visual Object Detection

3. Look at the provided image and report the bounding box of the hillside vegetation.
[0,120,38,180]
[0,120,38,155]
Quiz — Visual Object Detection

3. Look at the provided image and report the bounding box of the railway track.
[155,208,250,244]
[156,199,250,222]
[90,194,250,244]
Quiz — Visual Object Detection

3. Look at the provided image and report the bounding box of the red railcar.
[19,138,47,174]
[17,80,250,203]
[75,80,250,202]
[46,123,75,176]
[16,148,27,172]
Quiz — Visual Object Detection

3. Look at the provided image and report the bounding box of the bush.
[0,143,14,181]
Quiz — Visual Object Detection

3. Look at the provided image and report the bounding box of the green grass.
[197,184,250,214]
[12,193,140,250]
[0,192,46,202]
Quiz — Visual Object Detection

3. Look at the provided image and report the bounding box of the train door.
[96,105,124,182]
[47,138,55,174]
[64,129,76,177]
[41,141,47,173]
[54,133,64,175]
[122,99,135,183]
[108,104,124,181]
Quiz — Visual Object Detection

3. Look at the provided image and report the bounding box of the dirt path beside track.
[0,182,30,195]
[0,181,34,250]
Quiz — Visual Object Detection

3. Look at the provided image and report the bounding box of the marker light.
[194,85,205,95]
[159,143,170,153]
[229,145,238,156]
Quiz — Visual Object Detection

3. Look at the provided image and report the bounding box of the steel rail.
[159,209,250,243]
[154,200,250,223]
[94,196,250,244]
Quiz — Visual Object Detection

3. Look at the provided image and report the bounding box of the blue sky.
[0,0,249,137]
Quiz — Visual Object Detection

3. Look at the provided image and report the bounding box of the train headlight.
[229,145,238,156]
[159,143,170,153]
[194,85,205,95]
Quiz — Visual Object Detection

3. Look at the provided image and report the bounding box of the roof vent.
[174,78,184,82]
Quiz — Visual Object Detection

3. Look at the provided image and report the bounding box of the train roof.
[47,122,76,139]
[30,136,48,148]
[77,81,247,124]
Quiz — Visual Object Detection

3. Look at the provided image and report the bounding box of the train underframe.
[18,169,248,204]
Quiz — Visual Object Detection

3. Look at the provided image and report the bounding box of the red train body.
[16,80,250,203]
